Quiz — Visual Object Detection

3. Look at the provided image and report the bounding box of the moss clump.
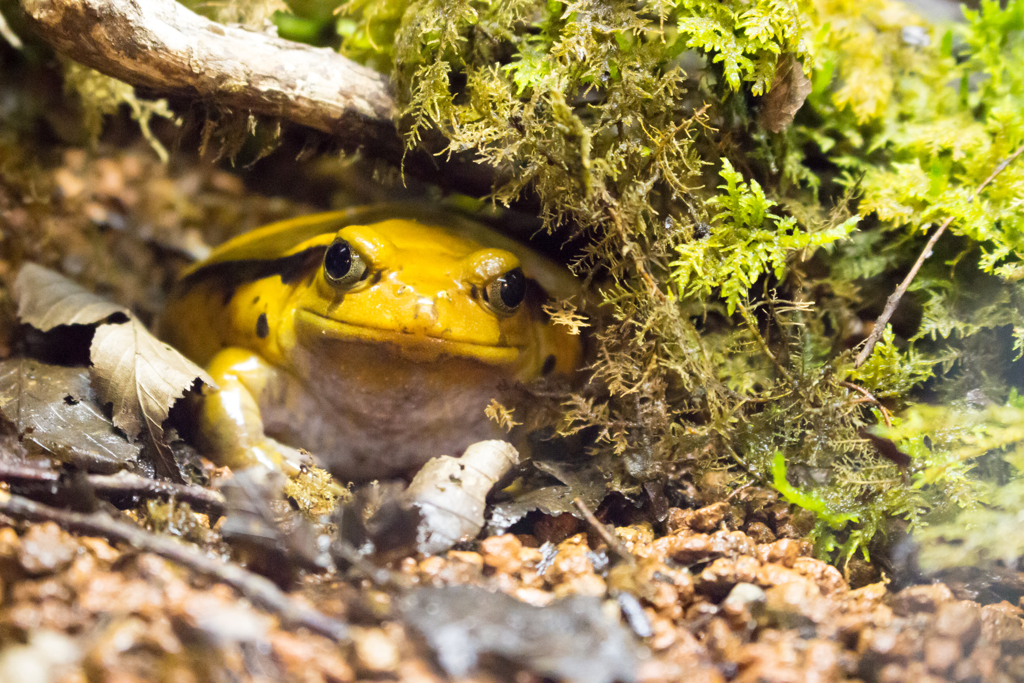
[63,63,179,162]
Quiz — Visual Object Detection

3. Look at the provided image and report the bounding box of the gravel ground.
[0,498,1022,682]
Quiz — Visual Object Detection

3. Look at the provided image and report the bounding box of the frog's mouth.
[295,310,521,365]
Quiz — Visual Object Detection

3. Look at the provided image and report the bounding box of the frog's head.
[289,220,548,368]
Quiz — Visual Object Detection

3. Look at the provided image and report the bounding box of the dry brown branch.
[838,380,892,428]
[855,143,1024,368]
[20,0,398,155]
[0,488,348,640]
[20,0,503,194]
[0,464,227,515]
[86,471,227,515]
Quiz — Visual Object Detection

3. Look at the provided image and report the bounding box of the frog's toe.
[258,439,348,497]
[244,437,309,475]
[267,437,315,476]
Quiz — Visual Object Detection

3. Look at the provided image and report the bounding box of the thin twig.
[86,472,226,515]
[0,462,60,483]
[572,496,636,566]
[738,303,793,384]
[0,465,226,516]
[0,489,347,641]
[725,482,752,501]
[855,143,1024,368]
[839,380,892,428]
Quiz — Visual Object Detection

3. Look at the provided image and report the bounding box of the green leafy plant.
[672,159,857,315]
[771,452,857,529]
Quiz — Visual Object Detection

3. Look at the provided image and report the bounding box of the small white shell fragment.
[406,440,520,555]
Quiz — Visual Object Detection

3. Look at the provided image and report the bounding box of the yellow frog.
[161,205,582,482]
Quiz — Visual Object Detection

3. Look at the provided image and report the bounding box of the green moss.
[672,159,858,316]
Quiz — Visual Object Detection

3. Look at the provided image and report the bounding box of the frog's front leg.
[198,347,308,474]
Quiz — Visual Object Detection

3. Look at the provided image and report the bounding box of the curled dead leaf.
[759,54,813,133]
[406,440,519,554]
[89,318,214,441]
[12,263,216,481]
[13,263,129,331]
[488,457,607,535]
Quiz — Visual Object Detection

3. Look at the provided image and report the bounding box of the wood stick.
[573,496,635,566]
[21,0,398,156]
[839,380,892,427]
[19,0,517,197]
[86,471,226,515]
[0,464,226,515]
[0,488,348,640]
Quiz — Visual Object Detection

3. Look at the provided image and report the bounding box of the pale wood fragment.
[21,0,399,154]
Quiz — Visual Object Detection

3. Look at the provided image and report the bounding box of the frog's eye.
[484,267,527,316]
[323,239,368,288]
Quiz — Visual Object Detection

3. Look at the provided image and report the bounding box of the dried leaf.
[12,264,214,481]
[488,485,581,534]
[488,458,607,534]
[14,263,128,331]
[219,468,330,584]
[89,318,214,440]
[335,481,422,561]
[0,358,140,472]
[338,442,522,558]
[759,54,812,133]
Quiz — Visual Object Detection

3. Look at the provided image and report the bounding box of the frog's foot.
[247,439,347,497]
[247,436,313,476]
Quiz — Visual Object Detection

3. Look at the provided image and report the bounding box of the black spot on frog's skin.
[256,313,269,339]
[470,284,479,299]
[370,270,383,286]
[252,295,260,305]
[542,354,557,375]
